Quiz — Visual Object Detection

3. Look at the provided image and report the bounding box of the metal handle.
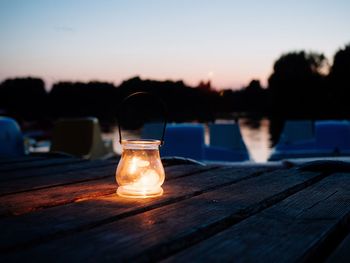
[118,92,167,145]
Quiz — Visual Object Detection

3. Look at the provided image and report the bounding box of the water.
[239,118,272,162]
[105,118,272,162]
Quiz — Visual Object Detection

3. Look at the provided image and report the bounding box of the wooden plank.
[0,164,219,217]
[164,164,219,179]
[326,233,350,263]
[164,173,350,263]
[0,157,208,194]
[0,163,215,197]
[0,159,110,182]
[0,177,115,217]
[0,157,201,184]
[0,163,117,196]
[0,156,45,165]
[0,157,86,174]
[0,165,254,219]
[0,168,325,262]
[0,166,268,253]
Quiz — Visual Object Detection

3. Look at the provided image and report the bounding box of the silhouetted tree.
[0,77,48,120]
[267,51,327,117]
[118,77,218,123]
[327,43,350,115]
[49,81,118,122]
[2,43,349,135]
[243,80,267,111]
[219,80,269,116]
[245,80,263,93]
[197,80,212,92]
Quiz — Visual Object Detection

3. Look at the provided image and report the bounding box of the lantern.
[116,92,167,198]
[116,139,165,198]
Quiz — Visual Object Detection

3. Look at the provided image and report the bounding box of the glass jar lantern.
[116,92,167,198]
[116,139,165,198]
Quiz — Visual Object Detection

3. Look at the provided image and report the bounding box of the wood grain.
[0,166,267,253]
[164,172,350,263]
[0,156,45,165]
[0,163,219,218]
[0,168,325,262]
[0,157,87,173]
[0,163,117,196]
[0,163,209,197]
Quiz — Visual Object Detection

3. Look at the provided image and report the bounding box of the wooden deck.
[0,156,350,262]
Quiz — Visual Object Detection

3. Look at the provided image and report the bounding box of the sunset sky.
[1,0,349,90]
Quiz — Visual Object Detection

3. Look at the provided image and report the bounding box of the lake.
[104,118,273,163]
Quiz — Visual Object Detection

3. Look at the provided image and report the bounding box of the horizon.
[1,0,350,90]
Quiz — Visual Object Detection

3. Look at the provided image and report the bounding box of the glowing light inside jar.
[128,157,150,174]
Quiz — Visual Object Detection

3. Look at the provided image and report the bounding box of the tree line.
[222,43,350,119]
[0,43,349,129]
